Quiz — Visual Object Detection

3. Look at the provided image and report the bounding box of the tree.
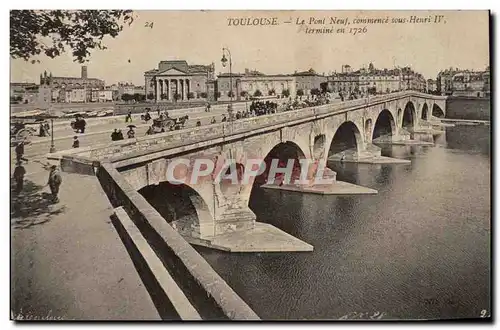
[297,89,304,97]
[228,90,235,98]
[253,89,262,97]
[281,89,290,98]
[188,92,195,100]
[240,91,248,98]
[121,93,132,102]
[174,93,181,102]
[200,92,208,99]
[11,10,134,63]
[310,88,321,96]
[268,89,276,96]
[160,93,167,100]
[147,93,155,100]
[133,93,145,102]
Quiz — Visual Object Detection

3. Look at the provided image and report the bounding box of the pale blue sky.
[11,10,489,85]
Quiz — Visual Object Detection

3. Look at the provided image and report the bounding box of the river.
[196,124,491,320]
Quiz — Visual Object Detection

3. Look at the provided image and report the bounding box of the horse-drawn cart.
[147,115,189,135]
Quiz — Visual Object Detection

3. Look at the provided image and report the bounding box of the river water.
[196,124,491,320]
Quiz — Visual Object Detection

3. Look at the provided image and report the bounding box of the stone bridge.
[59,91,447,252]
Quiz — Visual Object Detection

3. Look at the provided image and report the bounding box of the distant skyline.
[11,10,489,85]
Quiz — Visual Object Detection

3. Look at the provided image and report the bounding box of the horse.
[174,115,189,129]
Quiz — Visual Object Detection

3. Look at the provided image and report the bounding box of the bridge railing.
[66,91,440,162]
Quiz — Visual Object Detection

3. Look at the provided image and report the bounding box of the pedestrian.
[39,123,46,137]
[340,152,346,163]
[196,120,201,127]
[221,115,227,122]
[157,108,161,117]
[211,116,216,124]
[15,141,27,163]
[125,110,132,123]
[117,129,124,140]
[13,161,26,195]
[72,136,80,148]
[111,129,118,141]
[47,165,62,203]
[127,127,135,139]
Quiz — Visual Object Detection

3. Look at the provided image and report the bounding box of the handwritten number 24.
[145,22,154,29]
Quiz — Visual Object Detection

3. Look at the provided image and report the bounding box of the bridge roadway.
[13,99,270,159]
[54,91,447,319]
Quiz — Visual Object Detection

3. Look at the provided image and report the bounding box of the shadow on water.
[10,179,66,229]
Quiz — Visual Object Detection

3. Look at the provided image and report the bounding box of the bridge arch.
[328,121,363,157]
[402,101,417,130]
[432,104,445,118]
[254,141,307,186]
[138,180,213,238]
[372,109,397,142]
[421,103,429,120]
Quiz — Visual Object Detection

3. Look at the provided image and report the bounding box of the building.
[327,64,426,96]
[10,83,38,103]
[437,67,490,97]
[98,90,113,102]
[292,69,327,96]
[217,68,296,101]
[40,66,105,90]
[426,79,437,92]
[326,72,360,94]
[65,88,86,103]
[144,60,215,101]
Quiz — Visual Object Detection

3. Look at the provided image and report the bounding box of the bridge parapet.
[58,91,446,166]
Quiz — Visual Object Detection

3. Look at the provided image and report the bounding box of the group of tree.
[10,95,23,103]
[11,10,134,63]
[121,93,145,102]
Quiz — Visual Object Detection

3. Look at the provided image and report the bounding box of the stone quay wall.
[95,162,260,320]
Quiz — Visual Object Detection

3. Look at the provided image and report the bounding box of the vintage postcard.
[10,10,491,321]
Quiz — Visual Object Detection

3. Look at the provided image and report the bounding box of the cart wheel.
[16,128,33,144]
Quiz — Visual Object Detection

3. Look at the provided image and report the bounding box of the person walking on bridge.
[47,165,62,203]
[13,161,26,195]
[125,110,132,123]
[15,140,28,163]
[72,136,80,148]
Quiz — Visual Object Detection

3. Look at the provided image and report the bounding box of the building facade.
[327,64,426,96]
[437,67,490,97]
[217,69,296,101]
[292,69,327,95]
[40,66,105,90]
[144,60,215,102]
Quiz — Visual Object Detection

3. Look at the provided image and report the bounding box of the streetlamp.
[49,118,56,153]
[49,104,56,153]
[221,47,234,121]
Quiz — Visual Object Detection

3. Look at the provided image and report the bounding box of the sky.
[10,10,490,85]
